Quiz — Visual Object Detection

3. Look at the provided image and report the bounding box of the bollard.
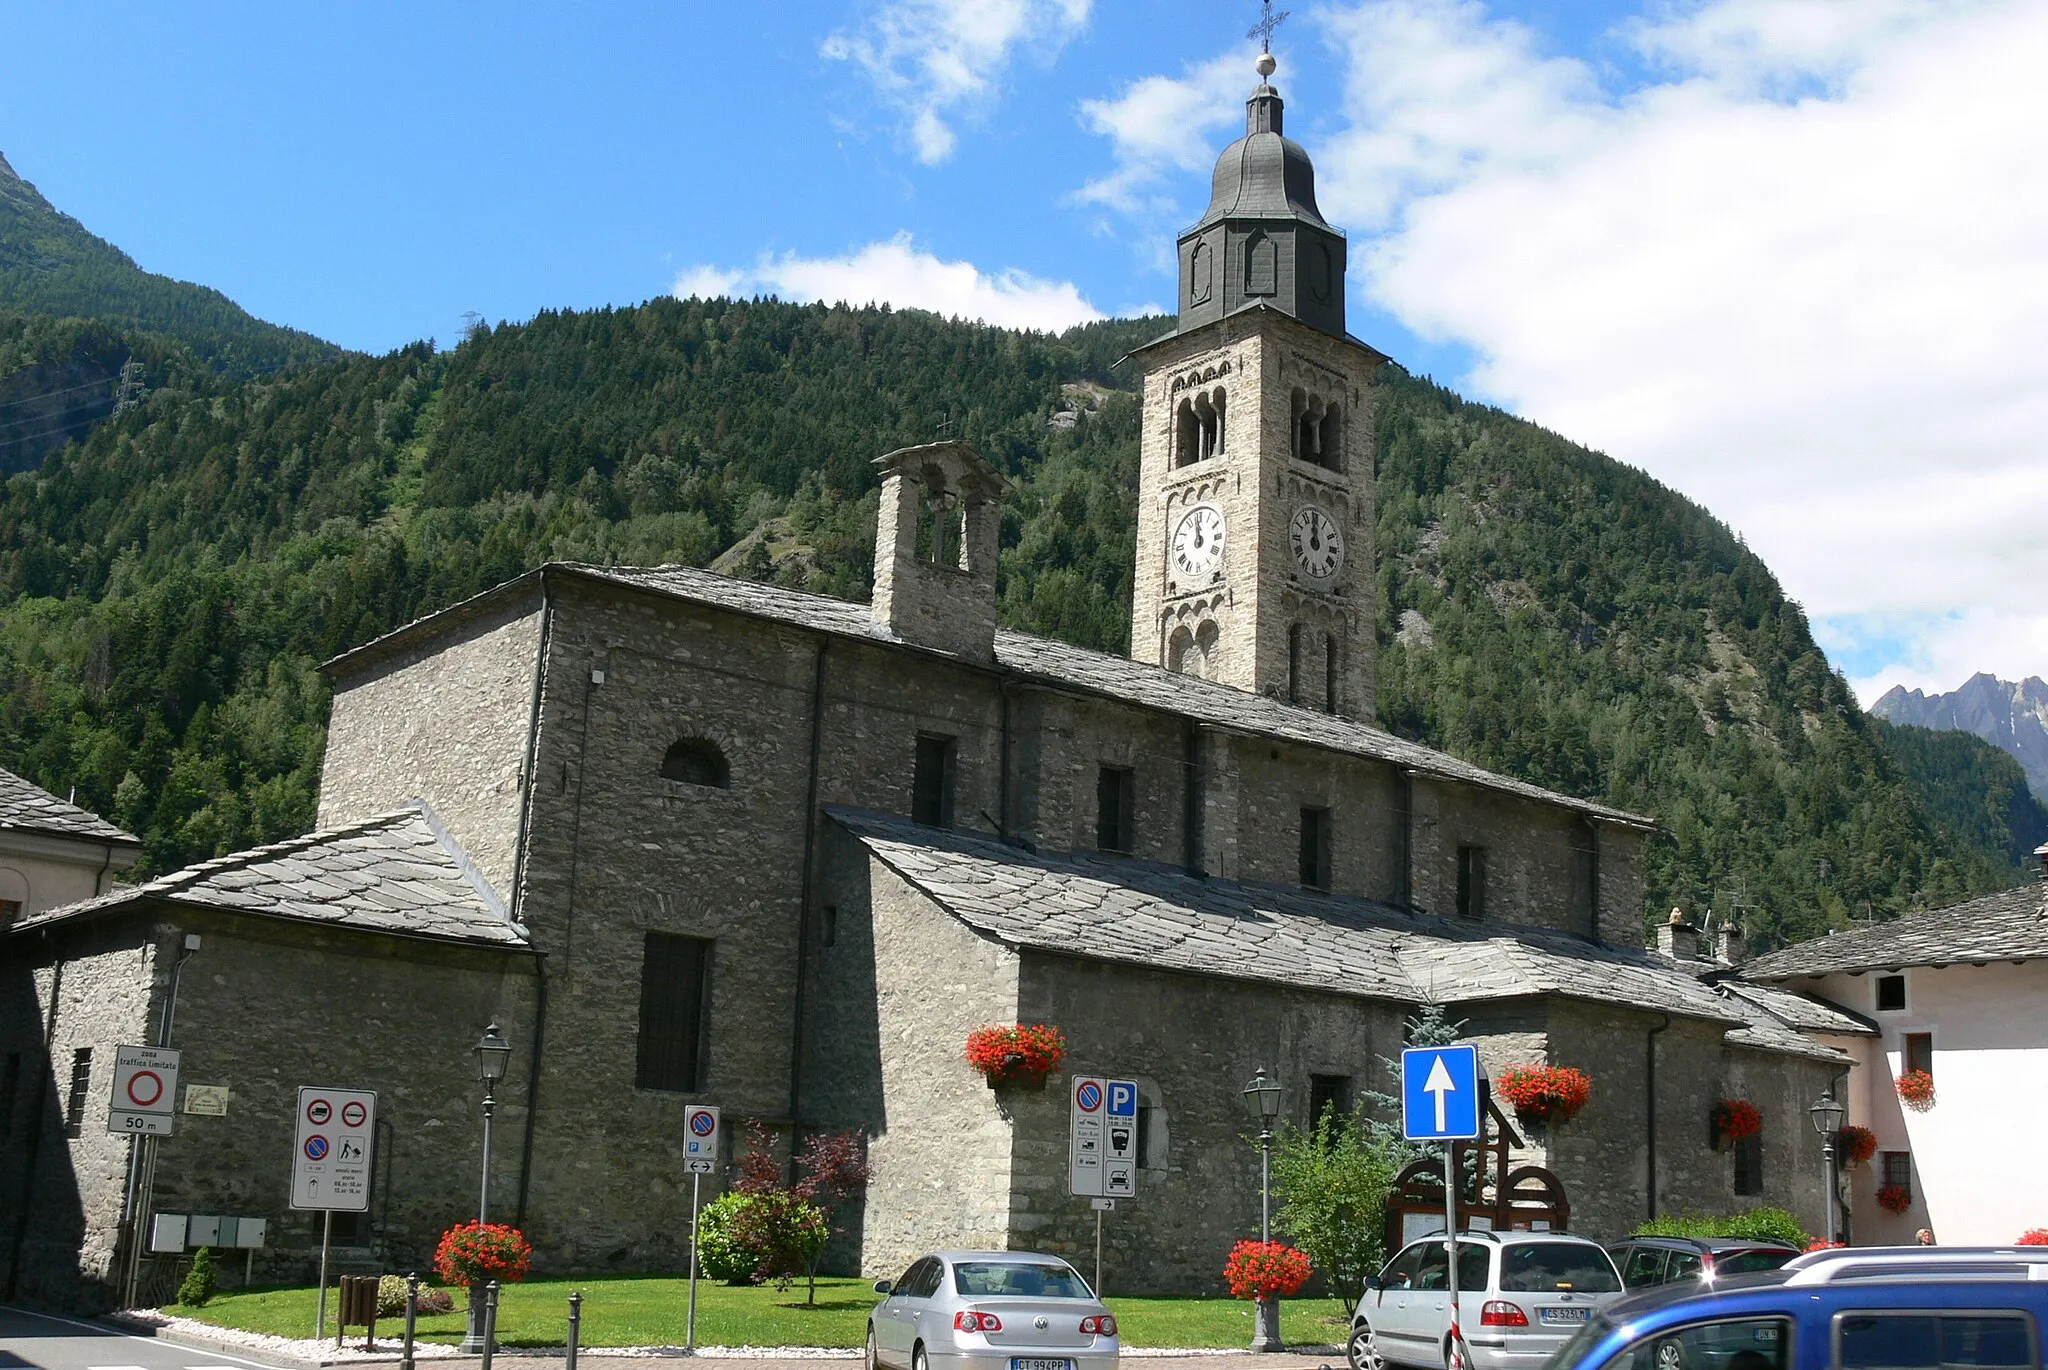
[567,1291,583,1370]
[401,1272,419,1370]
[480,1279,501,1370]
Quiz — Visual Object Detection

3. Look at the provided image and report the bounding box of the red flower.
[964,1024,1068,1082]
[2016,1229,2048,1246]
[1876,1184,1913,1215]
[1496,1065,1593,1124]
[1896,1070,1936,1111]
[1713,1099,1762,1142]
[1224,1240,1312,1300]
[1805,1239,1846,1252]
[434,1222,533,1287]
[1836,1125,1878,1166]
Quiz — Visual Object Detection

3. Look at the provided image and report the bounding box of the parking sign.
[1070,1076,1141,1197]
[684,1104,720,1166]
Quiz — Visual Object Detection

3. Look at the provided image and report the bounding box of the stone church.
[1,59,1862,1308]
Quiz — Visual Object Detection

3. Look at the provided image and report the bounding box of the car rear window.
[1714,1249,1795,1277]
[953,1262,1093,1299]
[1501,1242,1621,1292]
[1837,1314,2034,1369]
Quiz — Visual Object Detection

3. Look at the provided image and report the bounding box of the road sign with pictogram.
[108,1044,181,1136]
[1069,1076,1141,1198]
[291,1085,376,1211]
[1401,1045,1482,1141]
[683,1104,720,1169]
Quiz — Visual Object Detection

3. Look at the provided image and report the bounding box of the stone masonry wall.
[1011,950,1406,1295]
[0,919,158,1308]
[321,591,544,896]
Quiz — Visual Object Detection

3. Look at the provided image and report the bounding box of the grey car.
[868,1250,1120,1370]
[1351,1231,1626,1370]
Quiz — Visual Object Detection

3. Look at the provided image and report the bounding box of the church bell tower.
[1128,50,1386,721]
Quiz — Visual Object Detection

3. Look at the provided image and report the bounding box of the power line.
[0,375,118,413]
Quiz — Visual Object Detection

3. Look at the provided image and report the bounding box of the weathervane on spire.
[1247,0,1290,55]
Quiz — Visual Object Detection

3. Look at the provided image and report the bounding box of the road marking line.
[87,1364,152,1369]
[0,1305,295,1370]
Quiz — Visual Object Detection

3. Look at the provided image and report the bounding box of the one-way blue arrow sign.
[1401,1044,1481,1141]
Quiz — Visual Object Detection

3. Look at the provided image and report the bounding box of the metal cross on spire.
[1248,0,1290,54]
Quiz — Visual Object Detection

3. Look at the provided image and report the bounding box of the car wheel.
[866,1329,882,1370]
[1654,1340,1684,1370]
[1348,1321,1388,1370]
[913,1344,929,1370]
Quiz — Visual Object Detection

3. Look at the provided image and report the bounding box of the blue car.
[1542,1248,2048,1370]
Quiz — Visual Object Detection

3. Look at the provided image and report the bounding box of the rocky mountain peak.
[1873,673,2048,804]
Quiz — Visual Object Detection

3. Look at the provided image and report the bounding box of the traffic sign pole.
[1446,1143,1460,1370]
[687,1172,701,1354]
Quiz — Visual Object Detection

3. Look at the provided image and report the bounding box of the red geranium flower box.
[1836,1124,1877,1166]
[1225,1240,1312,1300]
[435,1221,533,1289]
[1713,1098,1762,1145]
[1896,1070,1936,1111]
[965,1024,1068,1087]
[1876,1183,1913,1215]
[1496,1065,1593,1125]
[2016,1229,2048,1246]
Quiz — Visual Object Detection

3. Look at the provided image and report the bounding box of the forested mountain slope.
[1869,719,2048,876]
[0,152,339,383]
[0,295,2016,947]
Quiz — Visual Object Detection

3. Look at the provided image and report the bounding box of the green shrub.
[1635,1206,1809,1247]
[696,1191,764,1284]
[376,1275,455,1318]
[177,1247,218,1307]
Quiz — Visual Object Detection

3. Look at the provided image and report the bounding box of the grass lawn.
[165,1277,1354,1350]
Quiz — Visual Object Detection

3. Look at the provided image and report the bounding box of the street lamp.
[474,1024,511,1224]
[1241,1066,1285,1353]
[1809,1089,1845,1245]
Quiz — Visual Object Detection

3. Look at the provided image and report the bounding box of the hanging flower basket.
[434,1222,533,1289]
[1805,1239,1846,1253]
[1896,1070,1936,1111]
[1836,1125,1878,1166]
[1712,1099,1762,1147]
[1496,1065,1593,1126]
[1224,1240,1312,1299]
[1876,1183,1913,1215]
[965,1024,1068,1088]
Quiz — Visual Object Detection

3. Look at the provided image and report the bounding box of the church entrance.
[1385,1097,1572,1249]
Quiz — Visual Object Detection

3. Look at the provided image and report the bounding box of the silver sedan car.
[868,1250,1120,1370]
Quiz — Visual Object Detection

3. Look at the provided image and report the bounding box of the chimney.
[871,440,1007,661]
[1656,908,1700,962]
[2036,842,2047,882]
[1714,919,1744,965]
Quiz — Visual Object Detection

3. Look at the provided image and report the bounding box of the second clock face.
[1171,503,1227,579]
[1291,504,1343,582]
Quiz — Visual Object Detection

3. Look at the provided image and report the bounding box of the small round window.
[661,739,729,789]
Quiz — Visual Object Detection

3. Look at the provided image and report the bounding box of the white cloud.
[1831,608,2048,705]
[672,234,1104,333]
[1074,51,1251,214]
[824,0,1093,164]
[1079,0,2048,700]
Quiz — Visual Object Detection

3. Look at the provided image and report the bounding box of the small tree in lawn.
[728,1120,834,1299]
[177,1246,218,1307]
[793,1127,873,1306]
[1274,1103,1413,1311]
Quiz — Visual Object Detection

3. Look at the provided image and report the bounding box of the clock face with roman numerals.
[1171,503,1226,580]
[1290,504,1343,582]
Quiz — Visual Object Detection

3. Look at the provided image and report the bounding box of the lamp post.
[461,1024,512,1355]
[1808,1089,1845,1246]
[1241,1066,1284,1353]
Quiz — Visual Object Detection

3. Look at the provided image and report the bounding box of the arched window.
[1174,399,1199,468]
[661,738,730,789]
[1318,402,1343,472]
[1166,624,1196,675]
[1194,620,1220,680]
[1325,636,1341,714]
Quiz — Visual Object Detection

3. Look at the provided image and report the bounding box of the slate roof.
[7,805,528,949]
[1739,882,2048,979]
[830,807,1763,1033]
[1719,980,1875,1038]
[0,765,139,845]
[399,563,1645,829]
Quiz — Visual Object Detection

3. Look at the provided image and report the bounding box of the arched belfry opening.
[872,440,1009,661]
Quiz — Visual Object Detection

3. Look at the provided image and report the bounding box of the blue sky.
[3,1,2045,701]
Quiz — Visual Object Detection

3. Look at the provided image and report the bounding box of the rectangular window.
[1882,1151,1912,1195]
[64,1047,92,1137]
[1325,638,1340,714]
[1838,1314,2032,1370]
[912,733,956,828]
[1288,625,1303,705]
[1457,845,1487,918]
[635,933,712,1093]
[1299,807,1332,890]
[329,1211,367,1246]
[0,1051,18,1138]
[1308,1073,1353,1127]
[1096,766,1136,853]
[1904,1031,1933,1077]
[1733,1129,1764,1196]
[0,898,20,929]
[820,904,838,949]
[1876,975,1906,1012]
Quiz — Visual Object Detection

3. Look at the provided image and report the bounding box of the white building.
[1741,852,2048,1246]
[0,768,140,928]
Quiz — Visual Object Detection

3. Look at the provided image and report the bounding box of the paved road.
[0,1307,297,1370]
